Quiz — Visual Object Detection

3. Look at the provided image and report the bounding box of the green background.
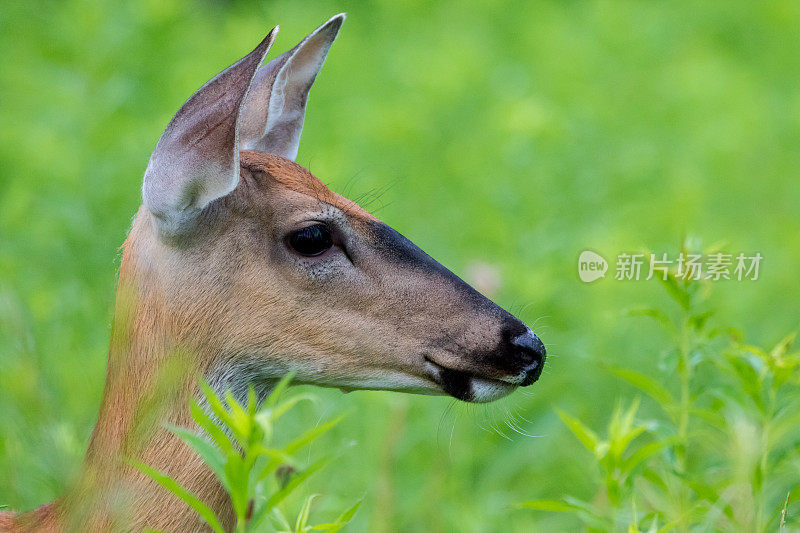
[1,0,798,530]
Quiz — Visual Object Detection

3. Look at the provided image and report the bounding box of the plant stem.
[676,311,692,532]
[755,389,775,533]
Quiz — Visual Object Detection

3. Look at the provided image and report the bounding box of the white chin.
[469,378,517,403]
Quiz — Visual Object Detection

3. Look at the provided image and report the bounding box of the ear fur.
[142,28,277,236]
[239,13,345,160]
[142,14,345,237]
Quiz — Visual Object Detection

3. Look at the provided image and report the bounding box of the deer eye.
[287,224,333,257]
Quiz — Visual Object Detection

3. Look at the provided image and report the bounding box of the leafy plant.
[133,374,359,532]
[519,242,800,531]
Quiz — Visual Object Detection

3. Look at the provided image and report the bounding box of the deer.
[0,14,546,532]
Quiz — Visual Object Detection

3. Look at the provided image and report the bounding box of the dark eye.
[287,224,333,257]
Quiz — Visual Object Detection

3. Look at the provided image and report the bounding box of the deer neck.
[61,225,237,531]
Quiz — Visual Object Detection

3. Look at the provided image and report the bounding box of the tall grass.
[134,374,360,533]
[519,244,800,531]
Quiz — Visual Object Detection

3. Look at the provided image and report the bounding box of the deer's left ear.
[143,29,277,236]
[239,14,345,160]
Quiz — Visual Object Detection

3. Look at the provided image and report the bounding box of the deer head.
[132,13,546,407]
[4,14,549,532]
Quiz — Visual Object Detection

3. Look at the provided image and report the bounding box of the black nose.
[511,329,546,386]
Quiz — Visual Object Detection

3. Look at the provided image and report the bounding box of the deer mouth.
[423,356,518,403]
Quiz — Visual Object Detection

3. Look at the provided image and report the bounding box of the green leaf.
[311,499,363,532]
[722,351,764,411]
[252,416,343,480]
[223,454,250,521]
[627,308,675,333]
[608,368,675,411]
[295,494,318,532]
[622,437,679,473]
[688,311,713,332]
[130,459,225,533]
[285,416,343,456]
[689,407,727,433]
[266,457,331,511]
[611,425,647,460]
[771,333,795,361]
[561,496,609,529]
[557,410,598,454]
[249,443,294,465]
[190,401,235,456]
[769,402,800,445]
[199,381,237,432]
[224,390,252,446]
[620,398,640,434]
[270,394,318,421]
[640,467,669,492]
[314,499,363,532]
[658,521,679,533]
[516,499,578,512]
[657,272,690,311]
[252,449,298,486]
[265,372,296,409]
[248,457,331,532]
[246,385,257,418]
[168,425,229,491]
[708,326,744,342]
[686,479,735,521]
[268,507,292,532]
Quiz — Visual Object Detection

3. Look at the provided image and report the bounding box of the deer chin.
[316,364,515,403]
[423,357,517,403]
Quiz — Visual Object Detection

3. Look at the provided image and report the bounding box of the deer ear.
[239,14,345,160]
[143,28,277,235]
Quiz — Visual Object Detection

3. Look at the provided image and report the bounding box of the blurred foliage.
[1,0,799,531]
[135,374,359,532]
[520,248,800,531]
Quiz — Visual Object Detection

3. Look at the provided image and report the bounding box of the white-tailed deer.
[1,14,545,532]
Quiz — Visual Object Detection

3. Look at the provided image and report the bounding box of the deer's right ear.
[142,28,277,236]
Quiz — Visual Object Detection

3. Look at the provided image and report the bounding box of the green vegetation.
[1,0,799,531]
[520,250,800,530]
[134,374,359,532]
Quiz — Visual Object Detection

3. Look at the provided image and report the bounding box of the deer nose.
[511,328,546,386]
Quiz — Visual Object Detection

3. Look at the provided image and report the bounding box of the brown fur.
[4,151,531,531]
[240,150,375,222]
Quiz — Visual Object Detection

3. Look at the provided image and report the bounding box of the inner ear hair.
[142,28,277,237]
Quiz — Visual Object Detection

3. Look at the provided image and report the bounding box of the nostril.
[510,328,546,386]
[511,329,546,363]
